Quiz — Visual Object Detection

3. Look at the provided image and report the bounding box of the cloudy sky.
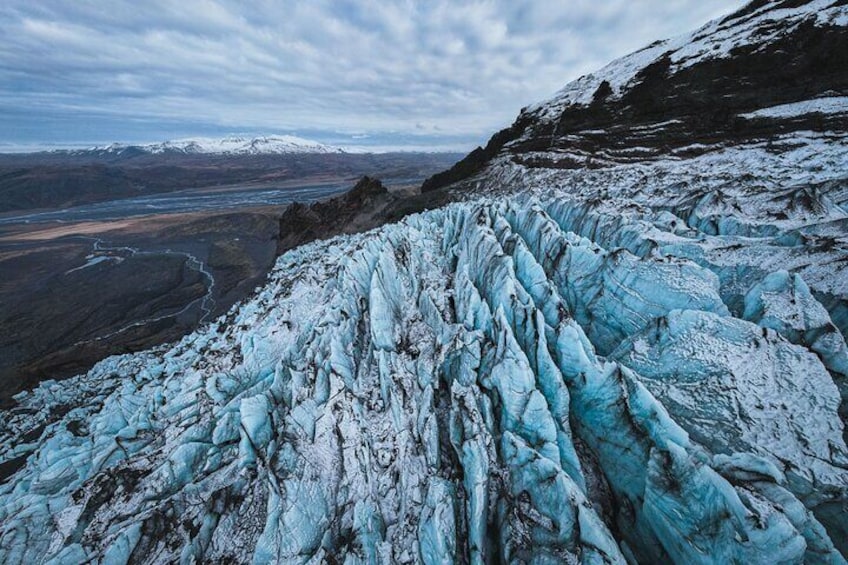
[0,1,744,151]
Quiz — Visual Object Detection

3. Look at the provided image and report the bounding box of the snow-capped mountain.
[424,0,848,191]
[525,0,848,121]
[92,135,345,156]
[2,1,848,563]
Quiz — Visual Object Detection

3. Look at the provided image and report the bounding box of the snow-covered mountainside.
[2,1,848,563]
[90,135,345,156]
[524,0,848,122]
[423,0,848,192]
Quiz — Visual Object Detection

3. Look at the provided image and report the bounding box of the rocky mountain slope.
[423,0,848,191]
[2,1,847,563]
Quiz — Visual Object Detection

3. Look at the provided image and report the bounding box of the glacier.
[1,130,847,563]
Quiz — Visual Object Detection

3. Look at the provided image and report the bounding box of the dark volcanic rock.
[420,116,533,193]
[278,176,397,252]
[278,175,460,253]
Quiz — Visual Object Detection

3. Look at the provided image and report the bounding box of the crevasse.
[1,190,846,564]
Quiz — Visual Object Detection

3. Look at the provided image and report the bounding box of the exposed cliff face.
[277,176,397,254]
[424,0,848,192]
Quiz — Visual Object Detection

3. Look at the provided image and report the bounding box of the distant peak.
[92,135,346,155]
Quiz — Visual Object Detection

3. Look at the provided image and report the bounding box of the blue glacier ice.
[1,124,848,563]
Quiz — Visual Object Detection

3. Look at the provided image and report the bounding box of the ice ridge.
[1,186,846,563]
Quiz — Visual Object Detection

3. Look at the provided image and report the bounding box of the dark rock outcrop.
[277,175,458,253]
[420,115,533,193]
[277,176,397,253]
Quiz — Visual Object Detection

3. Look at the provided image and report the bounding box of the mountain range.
[80,135,347,157]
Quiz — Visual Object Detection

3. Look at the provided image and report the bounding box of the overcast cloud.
[0,1,744,151]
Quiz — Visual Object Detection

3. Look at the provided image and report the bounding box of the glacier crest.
[0,194,846,564]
